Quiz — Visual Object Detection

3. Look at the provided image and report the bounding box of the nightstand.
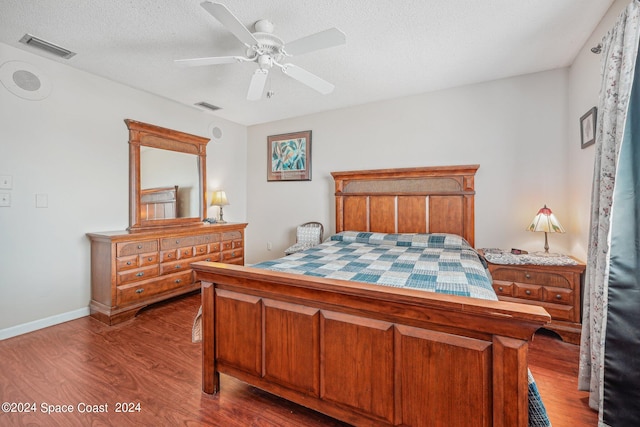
[483,254,586,344]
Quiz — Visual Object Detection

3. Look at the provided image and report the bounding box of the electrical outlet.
[0,175,12,189]
[267,241,273,251]
[0,192,10,207]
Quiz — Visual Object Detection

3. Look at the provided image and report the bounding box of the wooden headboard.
[331,165,479,247]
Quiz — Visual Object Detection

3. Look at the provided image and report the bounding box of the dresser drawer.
[117,271,193,306]
[191,253,221,264]
[178,247,193,258]
[117,240,158,256]
[117,252,158,271]
[117,265,159,285]
[161,250,177,262]
[161,236,197,250]
[194,233,221,245]
[194,244,208,257]
[222,247,243,263]
[160,258,191,275]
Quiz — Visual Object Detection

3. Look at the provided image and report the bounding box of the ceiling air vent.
[195,102,221,112]
[19,34,76,59]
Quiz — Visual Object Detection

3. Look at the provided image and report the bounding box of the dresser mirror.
[126,119,209,231]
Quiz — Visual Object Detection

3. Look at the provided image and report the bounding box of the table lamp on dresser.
[527,204,565,255]
[210,190,229,223]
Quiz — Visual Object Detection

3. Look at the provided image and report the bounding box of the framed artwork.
[267,130,312,181]
[580,107,597,149]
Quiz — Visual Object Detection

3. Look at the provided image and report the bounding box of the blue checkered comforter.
[253,231,551,427]
[255,231,497,299]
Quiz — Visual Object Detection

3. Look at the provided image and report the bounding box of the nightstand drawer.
[542,286,573,305]
[491,269,570,289]
[492,282,513,297]
[513,283,542,301]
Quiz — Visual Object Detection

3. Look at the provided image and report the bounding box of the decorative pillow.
[330,231,471,250]
[297,225,322,246]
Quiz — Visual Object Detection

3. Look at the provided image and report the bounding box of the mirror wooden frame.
[126,119,209,232]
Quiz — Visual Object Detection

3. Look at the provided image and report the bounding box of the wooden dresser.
[486,258,585,344]
[88,222,247,325]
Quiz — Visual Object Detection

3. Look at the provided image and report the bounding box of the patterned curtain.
[578,1,640,425]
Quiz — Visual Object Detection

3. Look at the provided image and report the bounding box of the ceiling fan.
[175,2,346,100]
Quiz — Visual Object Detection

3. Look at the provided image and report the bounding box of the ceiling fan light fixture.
[177,2,346,100]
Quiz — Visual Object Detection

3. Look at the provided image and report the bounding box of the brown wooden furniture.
[486,259,585,345]
[88,222,246,325]
[192,165,551,427]
[0,292,597,427]
[126,119,208,232]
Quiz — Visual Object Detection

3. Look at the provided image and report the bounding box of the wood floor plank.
[0,293,597,426]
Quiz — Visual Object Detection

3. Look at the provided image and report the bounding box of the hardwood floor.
[0,293,597,427]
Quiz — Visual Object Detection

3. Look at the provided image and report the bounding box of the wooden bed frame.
[191,165,550,427]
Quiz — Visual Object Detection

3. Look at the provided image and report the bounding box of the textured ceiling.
[0,0,614,125]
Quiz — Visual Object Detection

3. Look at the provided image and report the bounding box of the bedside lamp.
[527,204,565,255]
[210,190,229,224]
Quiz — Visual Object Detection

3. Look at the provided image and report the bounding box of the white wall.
[567,0,628,261]
[0,42,247,336]
[246,69,572,264]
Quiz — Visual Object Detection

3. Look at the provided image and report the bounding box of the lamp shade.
[527,205,565,233]
[210,190,229,207]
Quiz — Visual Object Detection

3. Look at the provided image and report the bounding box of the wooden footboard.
[193,261,550,427]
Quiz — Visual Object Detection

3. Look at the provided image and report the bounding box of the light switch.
[0,175,12,189]
[0,192,10,207]
[36,193,48,208]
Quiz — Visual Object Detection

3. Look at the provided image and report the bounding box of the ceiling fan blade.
[247,68,268,100]
[281,64,334,94]
[174,56,242,67]
[201,2,258,48]
[284,28,346,56]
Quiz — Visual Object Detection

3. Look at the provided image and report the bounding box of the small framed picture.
[580,107,597,149]
[267,130,312,181]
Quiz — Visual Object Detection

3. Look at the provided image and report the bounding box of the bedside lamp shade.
[527,204,565,253]
[210,190,229,223]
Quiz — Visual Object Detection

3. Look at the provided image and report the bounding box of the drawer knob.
[525,273,531,279]
[136,272,144,277]
[176,240,180,244]
[525,290,532,295]
[175,279,181,284]
[175,264,181,269]
[498,286,504,292]
[556,294,562,300]
[168,254,173,258]
[205,258,211,262]
[231,251,235,257]
[136,288,144,294]
[147,257,153,261]
[126,261,132,265]
[137,245,143,249]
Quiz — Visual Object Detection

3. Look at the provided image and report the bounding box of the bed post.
[492,335,529,427]
[201,281,219,394]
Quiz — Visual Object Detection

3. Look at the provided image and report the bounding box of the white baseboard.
[0,307,90,340]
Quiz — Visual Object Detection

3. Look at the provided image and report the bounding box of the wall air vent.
[195,102,221,112]
[19,34,76,59]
